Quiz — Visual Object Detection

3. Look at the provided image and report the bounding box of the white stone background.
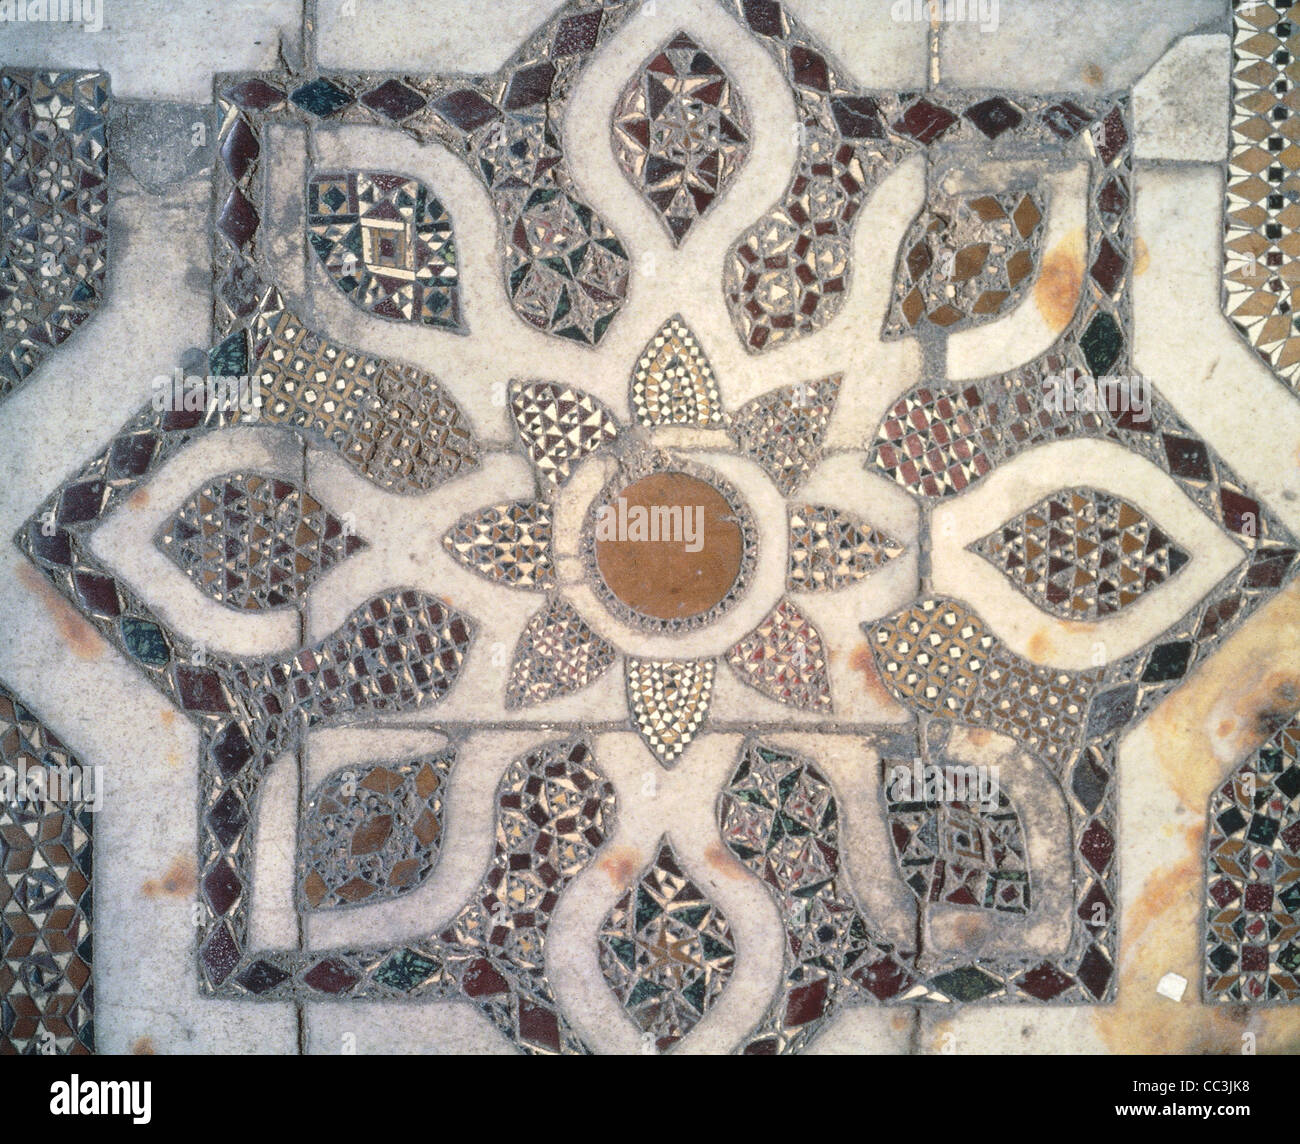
[0,0,1298,1054]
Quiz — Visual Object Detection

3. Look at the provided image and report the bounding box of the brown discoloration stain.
[128,488,149,509]
[1026,628,1054,664]
[1147,583,1300,812]
[890,1013,909,1032]
[598,846,641,890]
[705,841,749,881]
[849,643,907,715]
[18,563,106,661]
[1035,228,1085,332]
[927,1016,955,1053]
[1094,827,1290,1053]
[1082,63,1104,87]
[1134,237,1150,276]
[132,1037,156,1055]
[965,728,992,748]
[1093,586,1300,1051]
[141,855,196,899]
[934,910,994,955]
[160,709,176,727]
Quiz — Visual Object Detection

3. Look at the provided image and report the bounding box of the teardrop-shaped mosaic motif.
[787,504,904,591]
[442,500,555,589]
[307,170,464,331]
[971,488,1190,620]
[625,657,715,766]
[297,752,455,911]
[158,472,366,611]
[726,598,831,711]
[630,314,724,427]
[598,836,736,1051]
[505,596,617,709]
[612,32,751,246]
[884,188,1044,337]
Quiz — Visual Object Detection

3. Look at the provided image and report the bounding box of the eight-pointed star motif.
[444,315,905,764]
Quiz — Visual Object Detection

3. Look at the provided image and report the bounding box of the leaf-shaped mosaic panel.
[158,472,366,611]
[971,488,1190,621]
[307,170,464,331]
[598,836,736,1051]
[442,500,556,589]
[612,32,751,246]
[884,188,1044,338]
[297,752,455,911]
[787,504,904,591]
[630,314,724,427]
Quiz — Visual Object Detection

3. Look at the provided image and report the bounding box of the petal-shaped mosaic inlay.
[307,170,464,332]
[612,31,751,246]
[787,504,903,592]
[1226,2,1300,394]
[0,70,110,404]
[727,375,840,496]
[1204,715,1300,1004]
[630,315,724,427]
[297,752,454,911]
[442,500,555,589]
[247,292,479,493]
[971,488,1191,621]
[158,472,367,611]
[598,836,736,1051]
[726,598,831,711]
[506,595,617,709]
[884,189,1043,338]
[506,187,630,345]
[886,771,1031,914]
[625,657,715,766]
[509,380,619,487]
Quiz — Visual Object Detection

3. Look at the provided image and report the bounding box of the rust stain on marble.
[1094,586,1300,1051]
[1147,583,1300,811]
[132,1037,156,1054]
[705,841,750,881]
[128,488,149,509]
[141,855,197,899]
[598,846,641,889]
[1094,827,1299,1053]
[1027,628,1054,664]
[1134,237,1150,276]
[1082,63,1104,87]
[849,643,906,715]
[18,562,106,661]
[939,911,995,955]
[927,1016,955,1053]
[1035,227,1085,332]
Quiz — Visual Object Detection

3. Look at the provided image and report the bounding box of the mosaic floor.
[2,0,1300,1055]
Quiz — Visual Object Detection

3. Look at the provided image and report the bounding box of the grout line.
[302,0,318,72]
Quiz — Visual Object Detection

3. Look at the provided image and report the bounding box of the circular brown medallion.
[592,471,747,623]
